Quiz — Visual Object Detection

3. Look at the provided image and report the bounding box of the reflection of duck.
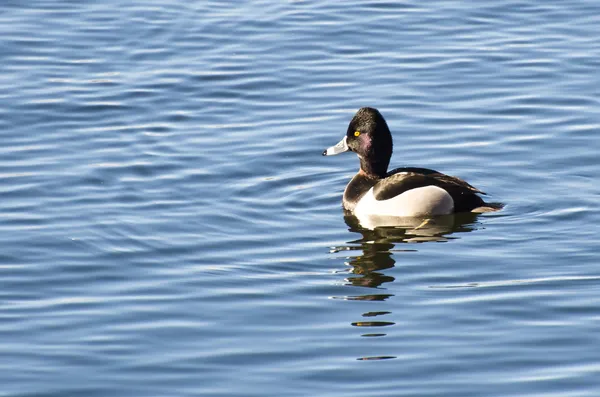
[323,107,503,217]
[334,212,485,360]
[337,212,481,291]
[344,211,481,242]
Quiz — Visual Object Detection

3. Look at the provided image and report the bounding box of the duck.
[323,107,501,217]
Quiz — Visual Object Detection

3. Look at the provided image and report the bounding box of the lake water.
[2,1,600,396]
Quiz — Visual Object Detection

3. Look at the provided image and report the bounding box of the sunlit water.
[2,1,600,396]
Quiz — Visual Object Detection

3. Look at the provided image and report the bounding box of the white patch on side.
[354,185,454,217]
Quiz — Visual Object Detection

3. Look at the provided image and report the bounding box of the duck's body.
[323,107,500,217]
[343,167,486,216]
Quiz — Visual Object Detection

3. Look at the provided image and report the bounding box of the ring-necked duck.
[323,107,501,217]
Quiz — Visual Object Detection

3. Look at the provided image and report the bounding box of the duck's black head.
[323,107,393,178]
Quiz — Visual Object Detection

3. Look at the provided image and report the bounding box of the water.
[2,1,600,396]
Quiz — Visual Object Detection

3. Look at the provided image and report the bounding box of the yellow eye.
[354,131,361,137]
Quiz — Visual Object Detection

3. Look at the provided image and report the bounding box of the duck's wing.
[374,168,486,212]
[386,167,443,176]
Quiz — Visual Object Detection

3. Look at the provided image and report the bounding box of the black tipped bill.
[323,136,349,156]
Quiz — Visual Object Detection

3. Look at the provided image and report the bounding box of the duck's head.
[323,107,393,178]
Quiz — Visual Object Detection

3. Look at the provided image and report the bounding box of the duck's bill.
[322,136,349,156]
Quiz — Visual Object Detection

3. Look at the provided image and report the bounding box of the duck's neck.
[343,170,380,211]
[359,157,388,179]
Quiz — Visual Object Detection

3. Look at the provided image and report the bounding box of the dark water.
[2,1,600,396]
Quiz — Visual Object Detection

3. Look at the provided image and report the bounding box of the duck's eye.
[354,131,361,137]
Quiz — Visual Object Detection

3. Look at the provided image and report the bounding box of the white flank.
[354,185,454,217]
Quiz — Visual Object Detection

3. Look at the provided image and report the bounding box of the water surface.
[2,1,600,396]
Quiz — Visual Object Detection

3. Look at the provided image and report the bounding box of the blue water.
[2,1,600,396]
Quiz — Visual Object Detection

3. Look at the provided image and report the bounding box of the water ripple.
[2,0,600,396]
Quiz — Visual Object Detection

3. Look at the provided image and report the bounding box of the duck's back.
[353,167,487,216]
